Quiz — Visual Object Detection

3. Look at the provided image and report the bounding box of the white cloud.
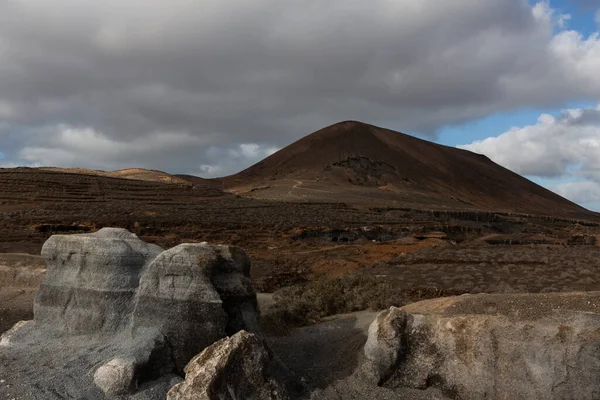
[459,105,600,206]
[552,181,600,204]
[0,162,25,169]
[14,124,280,176]
[531,1,570,28]
[0,151,20,168]
[196,143,281,177]
[238,143,279,160]
[1,1,600,176]
[18,126,215,170]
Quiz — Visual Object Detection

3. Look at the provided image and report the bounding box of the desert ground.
[2,166,600,334]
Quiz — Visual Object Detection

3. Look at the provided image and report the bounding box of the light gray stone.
[35,228,163,334]
[167,330,288,400]
[0,320,33,347]
[367,292,600,400]
[94,357,136,396]
[363,306,407,383]
[132,243,259,371]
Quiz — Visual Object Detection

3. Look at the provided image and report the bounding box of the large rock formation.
[132,243,258,370]
[0,228,260,399]
[364,292,600,400]
[167,331,288,400]
[35,228,163,334]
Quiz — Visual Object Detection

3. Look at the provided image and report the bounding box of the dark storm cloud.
[0,0,599,175]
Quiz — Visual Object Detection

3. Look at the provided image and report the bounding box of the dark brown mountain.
[222,121,595,219]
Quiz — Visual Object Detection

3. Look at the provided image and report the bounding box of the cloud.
[459,105,600,206]
[0,1,600,175]
[458,106,600,178]
[197,144,279,177]
[11,125,272,175]
[9,124,278,177]
[552,181,600,204]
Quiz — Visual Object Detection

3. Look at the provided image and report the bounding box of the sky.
[1,1,600,209]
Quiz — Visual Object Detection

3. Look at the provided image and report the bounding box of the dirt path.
[287,180,333,198]
[290,245,346,255]
[287,180,304,198]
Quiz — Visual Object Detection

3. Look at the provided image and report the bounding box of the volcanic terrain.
[222,121,592,219]
[2,121,600,335]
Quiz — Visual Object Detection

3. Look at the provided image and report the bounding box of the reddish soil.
[1,167,599,289]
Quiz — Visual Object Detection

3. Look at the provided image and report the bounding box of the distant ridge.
[221,121,595,219]
[39,167,191,185]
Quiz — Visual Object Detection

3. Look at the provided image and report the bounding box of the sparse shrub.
[259,273,466,335]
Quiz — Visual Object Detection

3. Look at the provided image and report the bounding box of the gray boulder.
[35,228,163,334]
[0,228,261,399]
[167,330,288,400]
[132,243,259,371]
[365,292,600,400]
[94,357,137,396]
[0,320,33,347]
[363,306,407,384]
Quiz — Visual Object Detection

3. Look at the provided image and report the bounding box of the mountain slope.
[222,121,594,219]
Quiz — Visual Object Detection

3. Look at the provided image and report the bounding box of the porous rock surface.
[365,292,600,400]
[132,243,259,371]
[167,330,289,400]
[0,228,259,399]
[363,306,407,384]
[36,228,163,334]
[94,357,137,396]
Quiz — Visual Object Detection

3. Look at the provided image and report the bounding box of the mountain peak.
[328,120,375,129]
[221,121,591,218]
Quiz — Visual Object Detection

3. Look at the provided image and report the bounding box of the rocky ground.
[3,168,600,398]
[267,311,448,400]
[268,311,377,389]
[5,229,600,399]
[266,292,600,400]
